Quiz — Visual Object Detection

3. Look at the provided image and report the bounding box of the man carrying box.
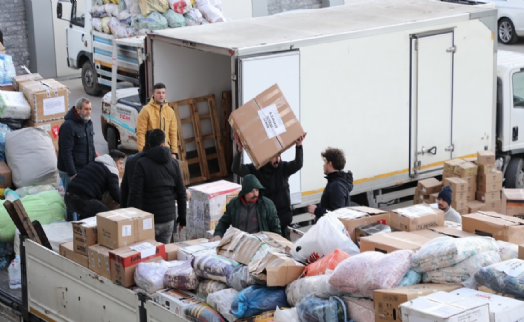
[437,186,462,223]
[232,132,306,238]
[209,174,282,241]
[128,129,187,244]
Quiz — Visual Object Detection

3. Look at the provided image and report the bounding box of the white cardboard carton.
[452,288,524,322]
[176,241,219,261]
[154,289,201,316]
[400,291,489,322]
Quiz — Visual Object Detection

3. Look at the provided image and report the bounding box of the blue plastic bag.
[397,269,422,287]
[231,285,288,318]
[0,55,16,86]
[0,123,13,162]
[297,295,351,322]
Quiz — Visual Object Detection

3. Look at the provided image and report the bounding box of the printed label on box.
[43,96,65,116]
[122,225,132,237]
[36,123,51,132]
[143,218,152,230]
[258,104,286,139]
[130,242,156,258]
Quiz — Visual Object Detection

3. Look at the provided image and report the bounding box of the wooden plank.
[189,99,210,181]
[169,102,187,162]
[208,96,228,177]
[221,91,233,172]
[4,200,41,244]
[32,220,52,250]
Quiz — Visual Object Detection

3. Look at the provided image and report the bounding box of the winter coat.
[57,107,96,176]
[128,146,187,224]
[314,170,354,218]
[213,174,281,237]
[231,146,303,225]
[120,151,144,207]
[136,98,178,154]
[66,155,120,203]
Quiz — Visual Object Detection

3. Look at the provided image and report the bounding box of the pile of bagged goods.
[91,0,227,38]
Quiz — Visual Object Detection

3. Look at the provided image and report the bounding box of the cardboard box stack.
[462,211,524,244]
[475,151,502,213]
[20,79,69,153]
[413,178,442,205]
[331,206,390,244]
[442,158,478,214]
[187,180,241,239]
[502,188,524,219]
[60,217,97,268]
[389,204,445,232]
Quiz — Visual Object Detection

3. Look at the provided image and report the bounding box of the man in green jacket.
[209,174,282,241]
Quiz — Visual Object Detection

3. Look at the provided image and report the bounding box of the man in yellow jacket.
[137,83,179,157]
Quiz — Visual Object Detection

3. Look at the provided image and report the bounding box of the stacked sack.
[90,0,227,38]
[474,258,524,300]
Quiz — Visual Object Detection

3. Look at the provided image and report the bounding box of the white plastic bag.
[0,91,31,119]
[496,240,518,261]
[169,0,192,14]
[274,307,299,322]
[285,274,343,306]
[198,3,224,23]
[291,212,359,264]
[134,260,182,293]
[92,18,103,31]
[16,185,55,198]
[125,0,142,15]
[183,8,202,26]
[109,17,130,38]
[101,17,112,33]
[104,3,120,17]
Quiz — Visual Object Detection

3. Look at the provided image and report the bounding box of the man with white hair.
[57,97,96,221]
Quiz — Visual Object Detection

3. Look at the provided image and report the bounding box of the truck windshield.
[71,0,85,27]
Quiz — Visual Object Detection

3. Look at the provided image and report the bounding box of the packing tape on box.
[477,211,519,224]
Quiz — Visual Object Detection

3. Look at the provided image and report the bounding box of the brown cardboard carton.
[479,199,502,213]
[429,193,439,203]
[60,242,89,268]
[332,207,390,243]
[165,238,209,261]
[476,191,501,203]
[417,178,442,195]
[389,204,444,231]
[374,284,463,322]
[26,118,64,140]
[478,171,503,186]
[502,189,524,219]
[461,175,477,187]
[444,178,467,193]
[97,208,155,249]
[430,226,476,238]
[478,164,497,174]
[109,239,166,287]
[409,229,445,240]
[451,199,467,211]
[12,73,43,91]
[228,84,305,169]
[88,244,111,279]
[478,181,502,193]
[360,231,435,253]
[155,289,201,315]
[519,245,524,260]
[463,156,477,164]
[468,200,485,214]
[72,217,97,256]
[477,151,496,165]
[453,161,478,177]
[462,212,524,244]
[248,251,304,286]
[0,162,12,188]
[443,159,465,173]
[21,79,69,122]
[452,191,468,202]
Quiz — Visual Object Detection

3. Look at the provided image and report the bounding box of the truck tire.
[107,126,118,151]
[498,18,518,45]
[505,157,524,188]
[82,61,102,96]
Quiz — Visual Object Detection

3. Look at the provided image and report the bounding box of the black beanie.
[438,186,452,206]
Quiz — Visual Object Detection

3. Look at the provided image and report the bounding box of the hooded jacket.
[57,107,96,176]
[136,98,178,154]
[120,151,145,208]
[231,146,303,226]
[128,146,187,224]
[66,155,120,203]
[213,174,282,237]
[314,170,354,218]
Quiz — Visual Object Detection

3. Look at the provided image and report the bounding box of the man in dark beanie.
[437,186,461,223]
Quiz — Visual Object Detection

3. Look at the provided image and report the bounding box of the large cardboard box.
[453,161,477,177]
[462,212,524,244]
[228,84,305,169]
[21,79,69,122]
[59,242,89,268]
[444,177,467,193]
[331,206,390,243]
[451,199,467,211]
[360,231,434,253]
[188,180,241,239]
[177,241,219,261]
[389,204,444,231]
[478,181,503,193]
[12,73,43,91]
[355,223,392,243]
[476,191,501,203]
[479,199,502,213]
[26,118,63,140]
[155,289,201,316]
[248,251,305,286]
[443,159,465,173]
[97,208,155,249]
[477,150,496,165]
[468,200,485,214]
[478,171,503,185]
[429,193,439,203]
[453,288,524,322]
[478,164,497,174]
[430,226,476,238]
[400,291,489,322]
[461,175,477,187]
[0,162,12,188]
[109,240,166,287]
[417,178,442,195]
[502,189,524,219]
[88,244,111,280]
[374,284,463,322]
[72,217,97,256]
[519,245,524,260]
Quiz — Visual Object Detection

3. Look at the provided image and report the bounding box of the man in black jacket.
[57,98,96,221]
[120,130,151,207]
[232,132,306,238]
[307,147,353,219]
[64,150,125,220]
[129,129,187,244]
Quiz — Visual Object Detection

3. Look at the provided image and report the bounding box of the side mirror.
[57,2,62,19]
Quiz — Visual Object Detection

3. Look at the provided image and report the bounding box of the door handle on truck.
[513,127,519,141]
[418,146,437,155]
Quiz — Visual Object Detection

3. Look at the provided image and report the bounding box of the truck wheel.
[505,157,524,188]
[499,18,518,45]
[82,61,102,96]
[107,126,118,151]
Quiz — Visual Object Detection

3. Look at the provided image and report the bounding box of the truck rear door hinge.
[144,53,151,61]
[446,46,456,53]
[231,74,237,81]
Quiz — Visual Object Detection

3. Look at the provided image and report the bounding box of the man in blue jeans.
[57,98,96,221]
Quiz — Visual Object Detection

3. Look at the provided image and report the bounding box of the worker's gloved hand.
[176,215,186,227]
